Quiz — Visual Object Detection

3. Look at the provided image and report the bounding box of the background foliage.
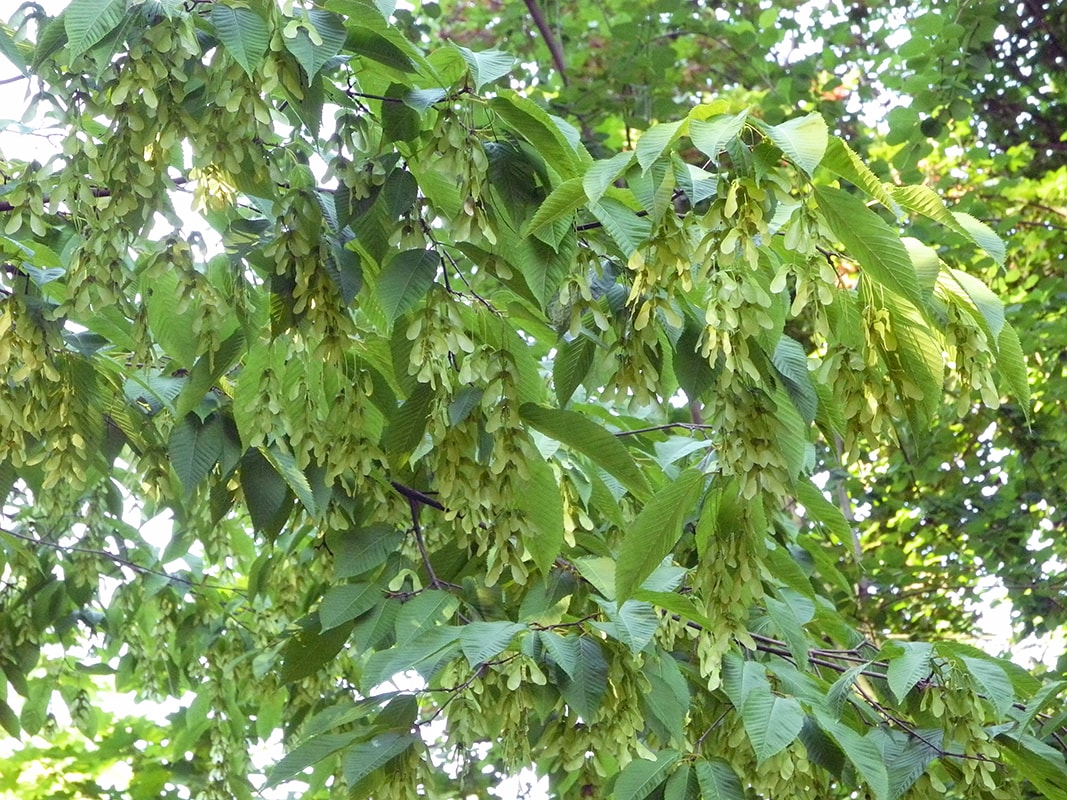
[1,1,1065,798]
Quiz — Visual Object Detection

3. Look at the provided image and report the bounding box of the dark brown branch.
[523,0,568,86]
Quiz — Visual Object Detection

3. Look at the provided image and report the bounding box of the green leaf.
[945,268,1005,339]
[613,749,681,800]
[615,468,704,602]
[558,636,608,720]
[816,712,890,800]
[642,652,690,743]
[516,227,575,308]
[584,151,636,205]
[553,334,596,406]
[996,322,1030,413]
[519,450,565,575]
[771,335,817,424]
[590,196,653,255]
[884,641,933,703]
[378,249,438,326]
[167,414,223,495]
[266,731,362,789]
[320,583,381,630]
[262,446,319,517]
[65,0,125,60]
[279,616,356,683]
[384,382,434,463]
[998,733,1067,799]
[342,732,417,787]
[741,688,804,763]
[240,448,291,540]
[601,599,660,655]
[455,45,514,91]
[334,525,404,578]
[722,655,771,710]
[0,698,19,738]
[694,759,744,800]
[539,630,580,677]
[145,272,199,369]
[814,185,922,306]
[688,110,748,161]
[283,9,347,80]
[523,177,584,241]
[821,137,899,211]
[459,621,526,667]
[764,112,828,175]
[520,404,651,499]
[636,119,686,172]
[211,5,269,78]
[951,211,1006,266]
[961,655,1015,716]
[490,90,587,179]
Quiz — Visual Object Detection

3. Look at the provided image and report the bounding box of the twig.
[522,0,568,86]
[0,525,237,593]
[0,175,191,213]
[613,422,715,437]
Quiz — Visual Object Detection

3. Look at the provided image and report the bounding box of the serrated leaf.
[816,712,890,800]
[615,469,703,601]
[283,9,346,79]
[516,227,575,308]
[523,177,584,240]
[211,5,269,78]
[519,451,564,575]
[590,196,652,256]
[601,599,659,654]
[240,448,291,540]
[539,630,580,677]
[901,237,941,293]
[455,45,514,91]
[821,137,899,211]
[584,151,636,205]
[520,403,650,499]
[168,414,223,495]
[558,637,608,720]
[996,322,1030,413]
[688,110,748,161]
[459,621,526,667]
[613,749,681,800]
[772,335,817,423]
[320,583,381,630]
[945,268,1005,339]
[334,525,403,578]
[814,185,922,306]
[951,211,1006,266]
[643,653,690,743]
[0,698,19,737]
[636,119,686,172]
[378,249,438,325]
[884,641,932,703]
[742,688,804,763]
[765,113,828,175]
[266,731,362,788]
[279,617,356,683]
[998,733,1067,799]
[65,0,125,60]
[553,334,596,406]
[383,381,434,462]
[490,91,587,179]
[262,446,319,517]
[694,759,744,800]
[961,655,1015,716]
[342,733,416,787]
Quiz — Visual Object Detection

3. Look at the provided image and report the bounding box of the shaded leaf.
[615,468,704,601]
[378,249,438,325]
[459,621,526,667]
[212,5,269,78]
[613,749,681,800]
[520,403,651,499]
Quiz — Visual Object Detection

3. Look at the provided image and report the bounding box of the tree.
[0,1,1064,798]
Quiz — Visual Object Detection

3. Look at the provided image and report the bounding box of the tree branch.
[523,0,568,86]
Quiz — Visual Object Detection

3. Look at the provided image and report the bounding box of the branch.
[0,176,191,213]
[0,525,238,593]
[613,422,715,437]
[522,0,568,86]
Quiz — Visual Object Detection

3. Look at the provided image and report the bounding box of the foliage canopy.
[0,1,1065,799]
